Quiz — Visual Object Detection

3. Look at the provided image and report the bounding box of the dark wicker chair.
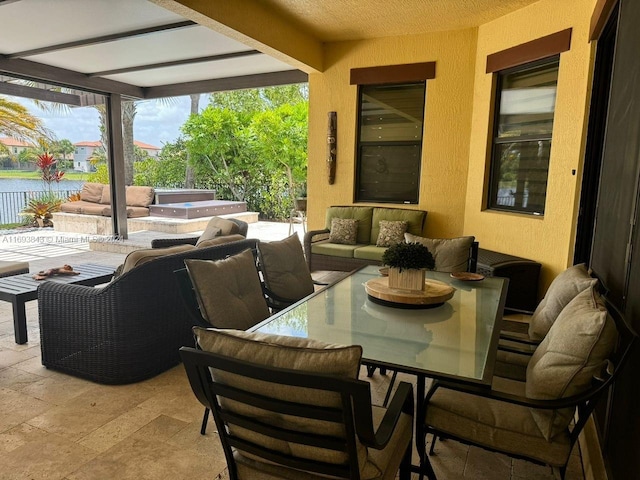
[38,238,258,384]
[150,218,248,248]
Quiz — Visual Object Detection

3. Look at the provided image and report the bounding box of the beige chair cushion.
[196,233,246,249]
[329,218,358,245]
[526,286,617,440]
[404,233,474,272]
[79,182,104,203]
[125,186,154,207]
[99,186,111,205]
[376,220,407,247]
[425,376,572,467]
[185,249,269,329]
[232,406,412,480]
[195,217,240,246]
[258,234,315,301]
[528,263,597,341]
[117,244,196,276]
[193,328,386,479]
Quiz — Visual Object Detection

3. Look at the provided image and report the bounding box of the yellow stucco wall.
[308,0,595,294]
[463,0,595,291]
[307,29,478,237]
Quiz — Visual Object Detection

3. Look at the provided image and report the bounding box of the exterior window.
[488,57,559,215]
[355,82,426,203]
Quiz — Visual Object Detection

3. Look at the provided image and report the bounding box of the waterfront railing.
[0,190,79,225]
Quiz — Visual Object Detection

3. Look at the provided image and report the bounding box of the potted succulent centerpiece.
[382,241,435,292]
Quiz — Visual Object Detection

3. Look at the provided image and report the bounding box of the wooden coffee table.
[0,263,115,344]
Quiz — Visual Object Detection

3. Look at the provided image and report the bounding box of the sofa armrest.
[151,237,199,248]
[303,229,330,264]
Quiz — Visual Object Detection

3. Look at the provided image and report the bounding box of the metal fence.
[0,190,79,225]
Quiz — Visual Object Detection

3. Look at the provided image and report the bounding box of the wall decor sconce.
[327,111,337,184]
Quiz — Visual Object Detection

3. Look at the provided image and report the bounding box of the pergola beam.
[0,55,144,98]
[88,50,261,77]
[7,21,197,59]
[145,69,308,98]
[0,81,81,105]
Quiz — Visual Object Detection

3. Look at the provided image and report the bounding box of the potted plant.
[382,241,435,292]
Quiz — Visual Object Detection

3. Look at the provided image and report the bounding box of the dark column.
[105,93,128,239]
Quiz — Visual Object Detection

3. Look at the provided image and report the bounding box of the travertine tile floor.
[0,224,585,479]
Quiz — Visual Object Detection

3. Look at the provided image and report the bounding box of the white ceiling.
[0,0,302,98]
[0,0,543,100]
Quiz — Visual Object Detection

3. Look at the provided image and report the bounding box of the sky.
[8,94,197,149]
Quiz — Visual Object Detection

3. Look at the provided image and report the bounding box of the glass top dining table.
[253,265,508,386]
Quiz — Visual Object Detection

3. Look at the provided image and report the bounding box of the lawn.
[0,170,88,180]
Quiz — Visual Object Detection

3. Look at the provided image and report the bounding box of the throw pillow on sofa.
[329,218,358,245]
[404,233,475,272]
[376,220,408,247]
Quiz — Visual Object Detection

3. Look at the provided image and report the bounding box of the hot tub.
[148,200,247,219]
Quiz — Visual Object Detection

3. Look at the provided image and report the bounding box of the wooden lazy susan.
[364,277,455,309]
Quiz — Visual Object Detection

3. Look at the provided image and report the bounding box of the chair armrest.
[497,339,536,356]
[425,375,609,411]
[499,330,539,345]
[151,237,199,248]
[358,381,414,449]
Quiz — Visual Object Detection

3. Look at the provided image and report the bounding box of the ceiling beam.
[0,55,144,98]
[7,20,196,59]
[88,50,261,77]
[144,69,308,98]
[0,81,81,105]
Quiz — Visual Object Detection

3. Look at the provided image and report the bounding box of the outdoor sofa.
[38,237,257,384]
[59,182,154,218]
[304,205,428,272]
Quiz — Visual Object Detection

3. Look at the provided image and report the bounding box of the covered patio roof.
[0,0,541,238]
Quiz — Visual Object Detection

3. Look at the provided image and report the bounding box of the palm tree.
[0,95,47,142]
[185,93,200,188]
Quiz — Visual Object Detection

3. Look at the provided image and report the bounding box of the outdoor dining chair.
[181,328,414,480]
[419,286,637,480]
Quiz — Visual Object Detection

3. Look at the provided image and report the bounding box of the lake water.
[0,178,86,224]
[0,178,85,193]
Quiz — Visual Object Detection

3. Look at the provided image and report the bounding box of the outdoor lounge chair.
[151,217,248,248]
[38,238,258,384]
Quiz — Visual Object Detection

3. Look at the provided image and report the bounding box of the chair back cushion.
[192,328,378,477]
[125,186,155,207]
[526,286,617,440]
[325,206,373,244]
[404,233,475,272]
[528,264,598,341]
[117,244,196,276]
[196,233,246,249]
[185,249,269,329]
[79,182,104,203]
[195,216,240,246]
[258,234,315,301]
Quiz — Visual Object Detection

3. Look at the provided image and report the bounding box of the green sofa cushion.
[311,241,365,258]
[353,245,387,262]
[325,206,374,245]
[370,208,426,244]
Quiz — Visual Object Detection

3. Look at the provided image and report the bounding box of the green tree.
[181,107,255,202]
[250,102,308,203]
[0,96,48,142]
[52,139,75,168]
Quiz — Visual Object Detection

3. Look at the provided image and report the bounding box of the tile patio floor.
[0,222,585,479]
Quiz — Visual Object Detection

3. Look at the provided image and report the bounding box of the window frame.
[354,81,426,204]
[487,55,560,215]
